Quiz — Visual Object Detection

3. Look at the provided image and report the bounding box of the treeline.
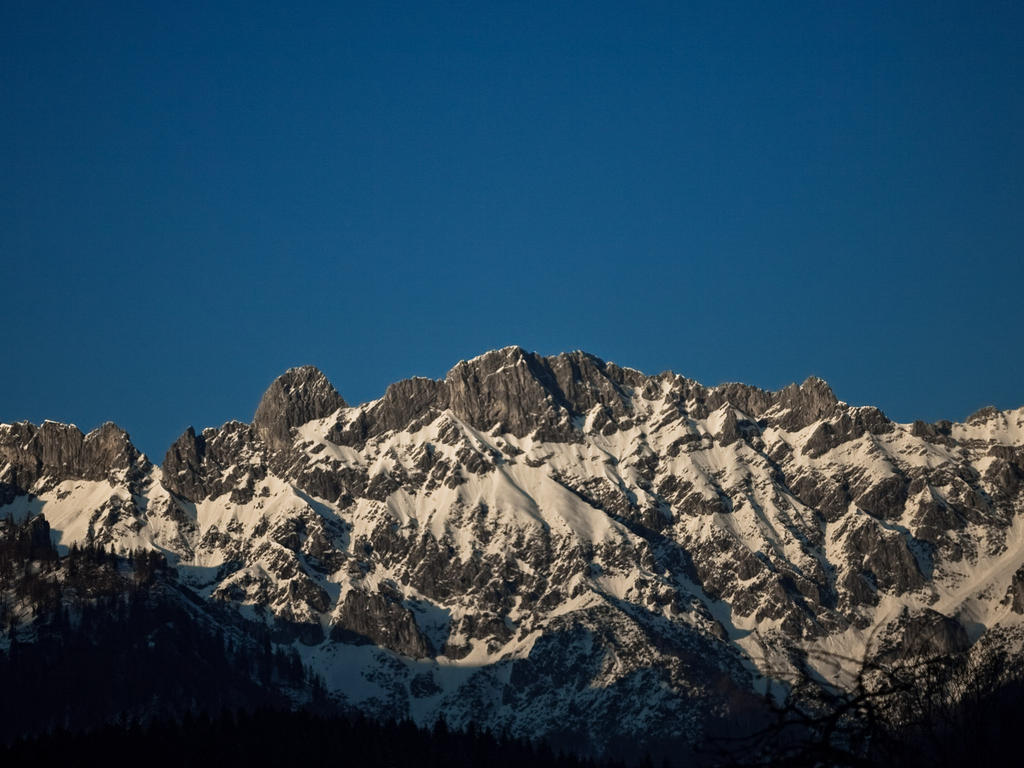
[0,588,320,741]
[0,514,323,744]
[1,709,643,768]
[1,513,144,625]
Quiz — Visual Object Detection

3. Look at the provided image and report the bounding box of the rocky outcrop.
[161,426,206,501]
[254,366,347,451]
[331,347,590,444]
[333,587,431,658]
[0,420,148,496]
[1006,567,1024,614]
[769,376,841,431]
[162,421,265,503]
[840,518,926,599]
[883,609,970,660]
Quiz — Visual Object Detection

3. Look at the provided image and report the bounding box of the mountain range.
[2,346,1023,755]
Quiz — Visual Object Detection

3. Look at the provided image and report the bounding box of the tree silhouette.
[708,630,1024,767]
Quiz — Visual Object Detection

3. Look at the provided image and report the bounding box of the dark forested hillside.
[3,710,633,768]
[0,514,319,744]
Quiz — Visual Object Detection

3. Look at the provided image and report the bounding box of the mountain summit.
[254,365,348,451]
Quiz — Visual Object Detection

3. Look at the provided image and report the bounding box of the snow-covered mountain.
[3,347,1023,752]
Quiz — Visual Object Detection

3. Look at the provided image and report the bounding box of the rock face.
[331,348,643,446]
[0,420,148,501]
[2,346,1023,754]
[254,366,347,451]
[162,421,264,503]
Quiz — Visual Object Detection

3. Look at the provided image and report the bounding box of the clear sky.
[2,1,1022,460]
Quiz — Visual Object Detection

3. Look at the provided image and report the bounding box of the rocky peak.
[161,426,206,500]
[0,419,146,495]
[770,375,842,430]
[162,421,262,502]
[333,347,580,445]
[546,351,639,417]
[433,348,643,437]
[254,366,347,451]
[371,377,447,436]
[443,347,573,438]
[706,382,775,419]
[83,421,145,475]
[33,421,86,473]
[967,405,1000,424]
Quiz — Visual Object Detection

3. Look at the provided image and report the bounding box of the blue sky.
[2,1,1022,459]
